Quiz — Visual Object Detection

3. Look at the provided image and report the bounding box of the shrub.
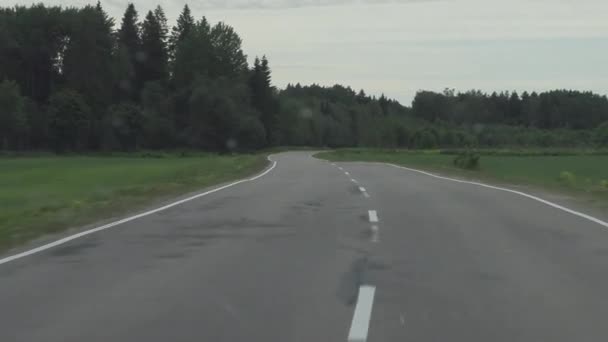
[411,128,438,149]
[595,121,608,147]
[558,171,576,186]
[232,115,266,152]
[103,103,143,151]
[0,80,28,150]
[47,89,91,152]
[453,151,480,170]
[600,180,608,190]
[141,81,174,149]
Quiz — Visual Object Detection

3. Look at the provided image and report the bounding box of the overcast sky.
[7,0,608,104]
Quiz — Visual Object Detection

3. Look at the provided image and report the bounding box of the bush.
[453,152,480,170]
[141,81,174,149]
[47,89,91,152]
[0,80,28,150]
[600,180,608,190]
[595,121,608,147]
[411,128,438,149]
[232,115,266,152]
[558,171,576,186]
[103,103,143,151]
[395,125,411,147]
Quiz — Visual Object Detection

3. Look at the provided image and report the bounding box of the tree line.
[0,3,277,152]
[279,85,608,149]
[1,3,607,152]
[412,89,608,130]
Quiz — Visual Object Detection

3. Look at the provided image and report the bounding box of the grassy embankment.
[0,153,268,252]
[316,149,608,207]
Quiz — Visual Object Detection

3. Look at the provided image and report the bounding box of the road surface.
[2,151,608,342]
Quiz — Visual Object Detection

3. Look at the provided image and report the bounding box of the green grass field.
[0,154,267,251]
[316,149,608,206]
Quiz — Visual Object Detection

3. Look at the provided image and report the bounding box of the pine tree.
[378,94,389,115]
[249,55,278,145]
[356,90,368,104]
[249,57,263,108]
[260,56,271,86]
[153,6,168,42]
[118,4,140,58]
[249,57,266,113]
[62,4,115,112]
[117,3,142,101]
[508,91,522,125]
[169,5,195,60]
[141,10,169,85]
[153,5,169,78]
[172,17,212,88]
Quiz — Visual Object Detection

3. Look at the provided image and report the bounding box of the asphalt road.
[2,151,608,341]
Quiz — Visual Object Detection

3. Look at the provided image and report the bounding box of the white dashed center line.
[368,210,379,223]
[348,285,376,342]
[370,225,379,243]
[345,171,350,176]
[359,186,370,198]
[350,178,359,184]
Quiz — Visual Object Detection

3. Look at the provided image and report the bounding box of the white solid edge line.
[368,210,379,223]
[382,163,608,229]
[0,157,278,266]
[348,285,376,342]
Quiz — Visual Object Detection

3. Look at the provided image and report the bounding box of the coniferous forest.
[1,3,607,152]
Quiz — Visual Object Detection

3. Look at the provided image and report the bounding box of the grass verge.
[316,149,608,208]
[0,153,268,252]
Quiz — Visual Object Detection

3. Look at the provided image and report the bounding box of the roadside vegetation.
[2,2,608,249]
[1,4,608,154]
[316,149,608,207]
[0,153,267,251]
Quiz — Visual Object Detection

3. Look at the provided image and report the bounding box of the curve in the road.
[0,157,278,266]
[347,161,608,230]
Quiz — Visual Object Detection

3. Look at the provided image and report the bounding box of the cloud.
[5,0,606,103]
[5,0,434,21]
[190,0,436,10]
[203,0,608,103]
